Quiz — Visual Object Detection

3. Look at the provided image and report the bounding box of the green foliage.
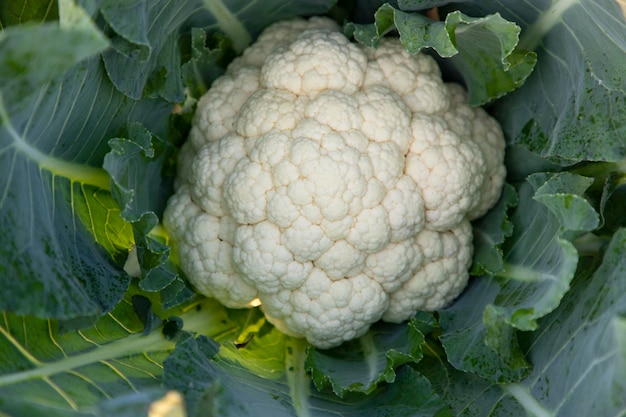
[345,3,537,105]
[0,0,58,28]
[1,0,625,416]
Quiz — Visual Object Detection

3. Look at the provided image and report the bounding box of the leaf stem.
[0,327,176,387]
[359,331,380,384]
[572,232,610,256]
[202,0,252,53]
[285,337,312,417]
[0,91,111,191]
[518,0,579,51]
[503,383,555,417]
[0,300,231,388]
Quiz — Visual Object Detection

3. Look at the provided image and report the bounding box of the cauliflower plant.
[164,17,506,349]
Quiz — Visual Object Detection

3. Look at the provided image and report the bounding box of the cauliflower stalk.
[164,17,506,349]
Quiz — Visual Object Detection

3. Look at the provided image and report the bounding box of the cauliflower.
[164,17,506,349]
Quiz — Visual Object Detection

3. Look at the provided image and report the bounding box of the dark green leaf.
[471,183,517,275]
[131,294,159,335]
[345,4,537,105]
[164,334,448,417]
[463,0,626,163]
[441,172,600,382]
[103,123,195,307]
[0,0,57,28]
[181,28,234,98]
[162,316,185,340]
[306,319,425,396]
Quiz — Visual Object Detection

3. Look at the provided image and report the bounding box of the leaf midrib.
[0,91,111,193]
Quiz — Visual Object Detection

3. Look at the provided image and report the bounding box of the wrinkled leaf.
[181,28,234,98]
[100,0,199,102]
[164,334,449,417]
[441,172,600,381]
[345,4,537,105]
[103,122,194,306]
[101,0,337,101]
[471,183,517,275]
[459,0,626,163]
[306,318,426,397]
[426,229,626,416]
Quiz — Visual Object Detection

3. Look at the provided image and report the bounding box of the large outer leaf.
[0,294,236,417]
[0,1,161,321]
[164,334,449,417]
[456,0,626,163]
[441,173,600,382]
[0,0,336,322]
[423,229,626,416]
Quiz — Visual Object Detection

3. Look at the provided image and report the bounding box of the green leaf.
[164,334,449,417]
[465,0,626,163]
[496,172,599,330]
[471,183,518,275]
[0,5,140,321]
[181,28,234,98]
[0,0,57,28]
[100,0,199,102]
[416,354,527,417]
[101,0,337,101]
[345,4,537,105]
[0,0,109,103]
[103,123,196,307]
[441,172,600,382]
[439,278,533,383]
[0,294,237,417]
[306,319,425,397]
[426,229,626,416]
[444,10,537,105]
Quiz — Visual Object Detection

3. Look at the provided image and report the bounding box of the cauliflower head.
[164,17,506,349]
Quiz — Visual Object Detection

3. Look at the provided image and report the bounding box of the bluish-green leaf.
[429,229,626,416]
[441,172,600,382]
[458,0,626,163]
[0,3,141,321]
[100,0,197,102]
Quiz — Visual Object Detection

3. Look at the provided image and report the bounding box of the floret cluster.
[164,17,506,348]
